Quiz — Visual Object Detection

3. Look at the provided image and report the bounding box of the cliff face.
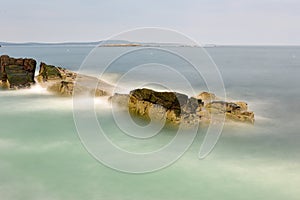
[0,55,36,89]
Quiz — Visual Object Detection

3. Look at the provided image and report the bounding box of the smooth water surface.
[0,46,299,200]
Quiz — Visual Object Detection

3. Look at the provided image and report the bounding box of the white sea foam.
[0,84,51,96]
[94,96,112,109]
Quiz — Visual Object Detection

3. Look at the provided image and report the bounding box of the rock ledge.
[110,88,255,126]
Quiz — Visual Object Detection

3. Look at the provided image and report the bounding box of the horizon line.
[1,41,300,47]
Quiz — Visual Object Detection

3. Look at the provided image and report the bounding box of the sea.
[0,45,299,200]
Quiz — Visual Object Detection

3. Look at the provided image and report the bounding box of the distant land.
[0,41,100,47]
[0,40,200,47]
[1,42,299,48]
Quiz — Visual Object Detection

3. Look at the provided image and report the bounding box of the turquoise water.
[0,46,300,199]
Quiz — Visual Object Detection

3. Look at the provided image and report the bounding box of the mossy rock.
[5,65,24,71]
[130,88,189,117]
[6,73,31,86]
[39,63,63,81]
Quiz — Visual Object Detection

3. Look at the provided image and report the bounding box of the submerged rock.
[0,55,36,89]
[109,93,130,106]
[110,88,255,126]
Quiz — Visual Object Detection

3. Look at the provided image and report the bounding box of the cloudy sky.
[0,0,299,45]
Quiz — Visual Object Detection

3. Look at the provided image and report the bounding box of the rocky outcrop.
[0,55,113,96]
[37,62,76,82]
[111,88,204,125]
[110,88,255,126]
[204,101,254,123]
[0,55,255,125]
[130,88,189,115]
[128,88,204,124]
[37,62,111,97]
[0,55,36,89]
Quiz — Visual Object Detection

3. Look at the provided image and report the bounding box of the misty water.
[0,46,300,200]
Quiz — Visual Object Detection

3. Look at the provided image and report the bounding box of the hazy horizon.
[2,40,300,47]
[0,0,300,45]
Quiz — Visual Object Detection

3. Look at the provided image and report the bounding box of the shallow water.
[0,46,300,200]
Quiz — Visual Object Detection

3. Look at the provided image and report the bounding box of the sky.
[0,0,300,45]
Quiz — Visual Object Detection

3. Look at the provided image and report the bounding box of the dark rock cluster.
[130,88,201,116]
[0,55,36,88]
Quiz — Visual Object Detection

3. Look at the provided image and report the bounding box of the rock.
[130,88,189,116]
[47,81,75,97]
[110,88,255,126]
[196,92,216,104]
[205,101,254,123]
[226,111,255,124]
[46,78,109,97]
[37,62,78,82]
[37,62,111,97]
[182,97,203,114]
[91,88,107,97]
[37,63,76,96]
[110,88,203,125]
[60,81,74,96]
[236,101,248,112]
[0,55,36,89]
[205,101,239,113]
